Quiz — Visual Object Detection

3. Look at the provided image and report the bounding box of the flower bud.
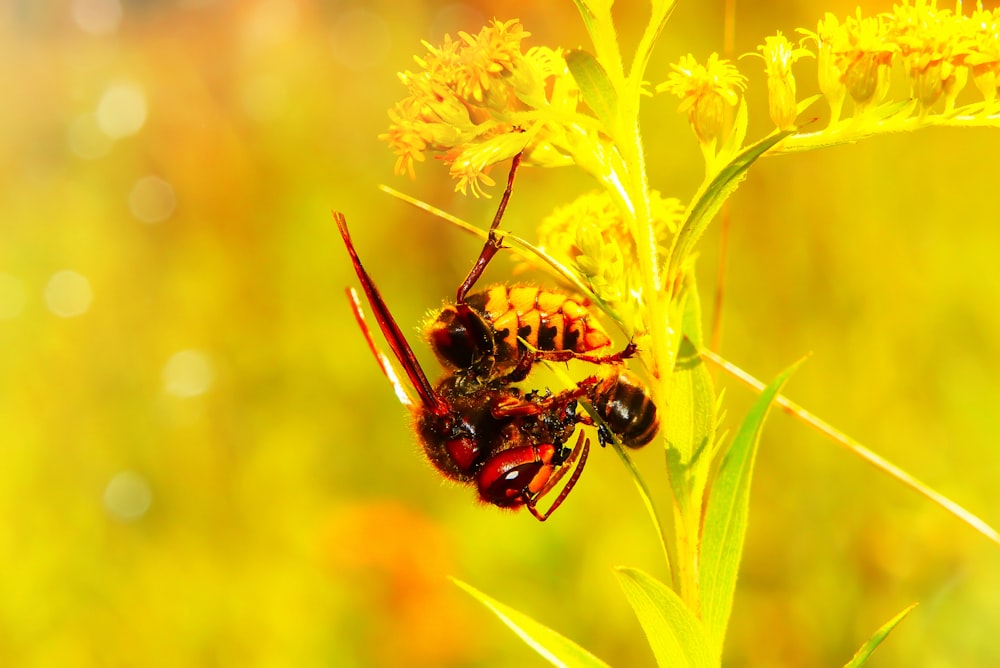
[845,51,880,105]
[691,90,726,144]
[971,63,998,103]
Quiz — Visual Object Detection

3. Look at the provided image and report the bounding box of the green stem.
[617,77,697,611]
[575,0,701,611]
[613,0,696,606]
[671,492,702,613]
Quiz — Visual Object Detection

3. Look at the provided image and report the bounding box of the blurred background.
[2,0,999,666]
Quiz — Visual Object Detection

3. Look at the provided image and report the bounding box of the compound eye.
[480,462,545,507]
[476,445,556,508]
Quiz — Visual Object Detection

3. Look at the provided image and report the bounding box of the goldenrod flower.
[451,22,524,103]
[379,20,591,197]
[799,14,848,122]
[748,32,813,130]
[657,53,747,145]
[887,0,966,110]
[955,5,1000,103]
[447,131,529,197]
[842,11,897,108]
[535,190,682,330]
[799,2,1000,123]
[800,10,897,117]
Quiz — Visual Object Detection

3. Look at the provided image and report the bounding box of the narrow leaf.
[666,129,793,281]
[569,0,625,86]
[665,333,716,470]
[663,309,718,604]
[843,603,918,668]
[567,50,619,135]
[452,578,612,668]
[715,98,748,166]
[700,359,804,656]
[627,0,677,90]
[615,567,714,668]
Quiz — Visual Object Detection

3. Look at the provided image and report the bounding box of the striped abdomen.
[427,284,612,382]
[589,371,659,448]
[467,285,611,356]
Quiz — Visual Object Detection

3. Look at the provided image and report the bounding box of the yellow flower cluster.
[664,2,999,143]
[380,19,581,196]
[801,1,1000,120]
[535,190,683,331]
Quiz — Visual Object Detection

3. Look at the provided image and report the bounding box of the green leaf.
[665,334,715,467]
[664,307,717,598]
[700,359,804,656]
[569,0,624,86]
[567,50,619,136]
[452,578,612,668]
[679,272,705,350]
[666,129,793,281]
[843,603,918,667]
[615,567,714,668]
[714,98,748,166]
[626,0,677,91]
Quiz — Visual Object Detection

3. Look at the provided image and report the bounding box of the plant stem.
[618,92,706,607]
[670,488,703,612]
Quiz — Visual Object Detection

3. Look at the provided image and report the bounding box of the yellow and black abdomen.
[589,370,659,448]
[427,284,612,382]
[468,285,611,356]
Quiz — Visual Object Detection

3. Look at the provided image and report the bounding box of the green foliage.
[700,360,803,655]
[664,127,792,283]
[615,568,712,668]
[453,578,613,668]
[843,604,919,668]
[566,50,619,138]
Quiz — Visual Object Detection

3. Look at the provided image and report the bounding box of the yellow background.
[2,0,998,666]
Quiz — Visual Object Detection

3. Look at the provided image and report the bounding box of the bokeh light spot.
[245,0,300,47]
[67,113,113,160]
[71,0,123,36]
[163,349,214,397]
[330,9,391,71]
[129,175,176,223]
[44,270,93,318]
[103,471,152,521]
[0,274,27,320]
[96,81,147,139]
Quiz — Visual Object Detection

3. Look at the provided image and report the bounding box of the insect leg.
[455,151,523,303]
[527,431,590,522]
